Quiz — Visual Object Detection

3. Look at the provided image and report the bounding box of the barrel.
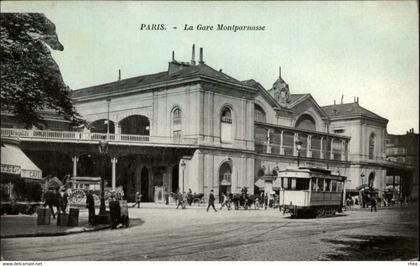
[36,207,51,225]
[68,208,79,226]
[57,213,69,226]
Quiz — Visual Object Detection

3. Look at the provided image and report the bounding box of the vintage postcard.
[0,1,418,264]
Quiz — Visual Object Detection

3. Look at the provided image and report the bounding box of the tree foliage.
[0,13,83,128]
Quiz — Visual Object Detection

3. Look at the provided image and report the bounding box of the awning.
[1,143,42,179]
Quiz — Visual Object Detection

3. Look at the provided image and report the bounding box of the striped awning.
[1,143,42,179]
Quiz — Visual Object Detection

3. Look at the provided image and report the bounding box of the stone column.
[72,155,78,177]
[320,136,324,159]
[293,133,299,156]
[266,129,272,154]
[307,135,312,158]
[330,138,334,160]
[280,130,285,155]
[111,156,118,190]
[115,123,121,141]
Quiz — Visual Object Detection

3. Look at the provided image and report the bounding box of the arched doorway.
[90,119,115,133]
[141,166,149,202]
[172,165,179,193]
[120,115,150,135]
[219,161,232,201]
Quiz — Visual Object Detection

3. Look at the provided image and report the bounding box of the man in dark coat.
[44,188,56,219]
[206,189,217,212]
[86,190,95,225]
[62,189,68,213]
[55,188,62,216]
[109,194,121,229]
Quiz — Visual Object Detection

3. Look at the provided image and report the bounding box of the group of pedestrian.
[43,187,68,219]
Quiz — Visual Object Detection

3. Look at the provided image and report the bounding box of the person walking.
[207,189,217,212]
[44,187,56,219]
[264,193,268,210]
[187,188,193,206]
[219,192,229,210]
[109,193,121,229]
[55,188,62,216]
[132,192,142,208]
[86,190,95,225]
[176,191,184,209]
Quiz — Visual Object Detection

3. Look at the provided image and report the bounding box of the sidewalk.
[0,209,110,239]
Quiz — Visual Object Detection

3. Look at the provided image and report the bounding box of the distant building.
[386,129,419,200]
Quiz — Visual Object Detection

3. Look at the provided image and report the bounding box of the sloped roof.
[289,94,308,104]
[322,102,388,122]
[71,63,245,99]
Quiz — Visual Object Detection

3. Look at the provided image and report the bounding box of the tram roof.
[278,167,346,180]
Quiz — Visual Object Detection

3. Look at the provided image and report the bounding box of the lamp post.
[181,160,186,193]
[295,140,303,167]
[98,140,108,215]
[106,98,111,140]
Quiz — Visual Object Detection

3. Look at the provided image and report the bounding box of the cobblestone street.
[1,204,418,261]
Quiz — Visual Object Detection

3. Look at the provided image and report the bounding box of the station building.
[2,46,414,202]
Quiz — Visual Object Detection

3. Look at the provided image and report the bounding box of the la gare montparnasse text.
[140,24,266,32]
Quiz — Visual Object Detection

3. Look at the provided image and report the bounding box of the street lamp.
[106,98,111,140]
[180,160,186,193]
[295,140,303,167]
[98,139,108,215]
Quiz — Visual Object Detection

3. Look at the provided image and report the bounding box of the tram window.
[283,177,289,189]
[331,180,337,192]
[324,179,331,192]
[317,178,324,191]
[311,178,317,191]
[296,178,309,190]
[337,181,343,192]
[291,178,297,190]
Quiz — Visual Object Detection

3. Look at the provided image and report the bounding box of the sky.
[2,1,419,134]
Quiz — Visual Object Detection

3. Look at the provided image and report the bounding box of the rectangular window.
[296,178,309,190]
[334,129,345,134]
[324,179,331,192]
[317,178,324,191]
[331,180,337,192]
[311,178,317,191]
[283,178,289,189]
[291,178,296,190]
[337,181,343,192]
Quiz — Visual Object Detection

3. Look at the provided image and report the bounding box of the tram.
[277,167,346,218]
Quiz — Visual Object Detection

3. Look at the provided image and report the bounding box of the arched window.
[172,107,182,141]
[221,108,232,124]
[173,108,182,125]
[221,107,233,143]
[369,133,375,160]
[295,114,316,131]
[254,104,266,123]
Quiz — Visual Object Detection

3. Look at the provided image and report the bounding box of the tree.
[0,13,83,128]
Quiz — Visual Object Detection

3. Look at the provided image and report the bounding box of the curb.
[1,224,111,239]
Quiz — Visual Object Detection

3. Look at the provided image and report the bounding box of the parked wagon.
[278,167,346,218]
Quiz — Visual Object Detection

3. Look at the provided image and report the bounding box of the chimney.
[118,69,121,81]
[199,47,204,64]
[172,51,175,62]
[341,95,344,104]
[279,66,282,78]
[191,44,196,65]
[357,97,359,104]
[334,100,336,105]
